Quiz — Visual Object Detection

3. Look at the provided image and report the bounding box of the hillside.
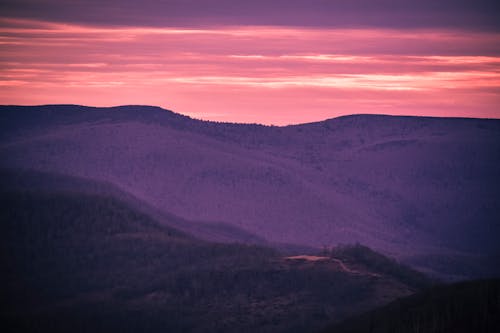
[1,105,500,279]
[321,279,500,333]
[0,168,272,246]
[0,182,430,332]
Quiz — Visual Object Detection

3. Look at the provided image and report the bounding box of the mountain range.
[1,171,432,333]
[1,105,500,280]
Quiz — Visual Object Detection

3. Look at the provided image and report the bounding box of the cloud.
[0,1,499,31]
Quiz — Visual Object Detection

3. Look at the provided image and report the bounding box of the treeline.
[328,244,434,289]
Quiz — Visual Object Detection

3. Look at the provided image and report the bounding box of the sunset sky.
[1,1,499,124]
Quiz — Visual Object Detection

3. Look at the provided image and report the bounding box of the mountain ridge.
[2,104,499,127]
[2,104,499,280]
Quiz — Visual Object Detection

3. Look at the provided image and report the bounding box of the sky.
[1,1,500,125]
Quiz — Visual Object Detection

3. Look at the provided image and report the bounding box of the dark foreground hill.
[321,279,500,333]
[0,178,433,333]
[0,168,273,246]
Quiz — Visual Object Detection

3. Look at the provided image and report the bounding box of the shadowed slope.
[321,279,500,333]
[0,182,431,333]
[0,168,270,246]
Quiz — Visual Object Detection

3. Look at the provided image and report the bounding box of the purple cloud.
[0,0,499,30]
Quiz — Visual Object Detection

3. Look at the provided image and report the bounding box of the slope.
[1,105,499,279]
[0,184,431,332]
[0,168,270,245]
[320,278,500,333]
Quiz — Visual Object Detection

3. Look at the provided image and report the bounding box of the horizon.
[1,1,499,125]
[3,103,500,126]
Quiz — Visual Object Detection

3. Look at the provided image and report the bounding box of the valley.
[0,179,429,333]
[1,105,499,332]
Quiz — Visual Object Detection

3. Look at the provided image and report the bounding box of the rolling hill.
[0,173,431,333]
[1,105,499,279]
[321,278,500,333]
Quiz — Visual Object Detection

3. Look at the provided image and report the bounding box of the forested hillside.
[2,105,499,280]
[322,279,500,333]
[0,187,431,333]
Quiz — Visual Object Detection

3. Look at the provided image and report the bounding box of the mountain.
[0,175,431,333]
[0,168,272,246]
[321,279,500,333]
[1,105,500,279]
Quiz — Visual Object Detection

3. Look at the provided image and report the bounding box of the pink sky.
[1,18,500,124]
